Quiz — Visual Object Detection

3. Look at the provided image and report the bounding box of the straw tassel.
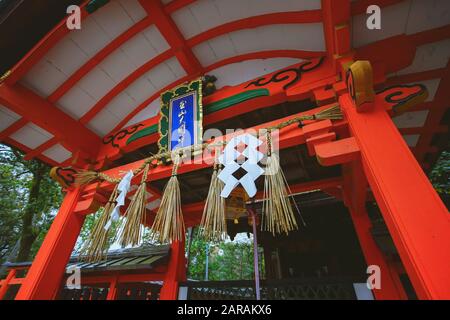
[80,184,119,262]
[150,154,185,243]
[75,170,100,186]
[199,150,226,242]
[118,164,150,247]
[262,130,305,235]
[311,104,342,120]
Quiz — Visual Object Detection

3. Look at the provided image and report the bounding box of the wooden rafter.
[0,83,101,157]
[139,0,202,75]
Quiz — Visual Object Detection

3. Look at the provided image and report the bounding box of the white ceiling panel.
[10,123,53,149]
[403,134,420,147]
[42,143,72,163]
[414,78,442,101]
[145,57,185,90]
[231,24,325,53]
[21,59,68,97]
[165,57,187,78]
[172,0,321,39]
[406,0,450,35]
[193,42,219,67]
[0,106,20,131]
[171,5,203,39]
[207,34,237,62]
[57,85,97,119]
[20,0,147,98]
[104,92,136,120]
[214,0,321,23]
[142,25,170,53]
[194,24,324,67]
[210,57,302,89]
[352,1,411,48]
[125,77,158,106]
[87,109,121,136]
[120,33,160,68]
[117,0,147,22]
[99,49,137,83]
[63,25,170,112]
[69,15,110,57]
[398,39,450,75]
[124,98,160,127]
[44,37,89,76]
[393,110,429,128]
[91,0,137,39]
[77,66,116,101]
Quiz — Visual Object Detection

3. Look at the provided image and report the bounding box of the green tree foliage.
[429,151,450,195]
[0,144,62,264]
[429,150,450,209]
[187,228,264,281]
[74,207,123,253]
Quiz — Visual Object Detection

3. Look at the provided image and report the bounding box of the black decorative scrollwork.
[376,84,428,115]
[55,167,77,187]
[244,57,325,90]
[378,84,427,105]
[103,124,144,148]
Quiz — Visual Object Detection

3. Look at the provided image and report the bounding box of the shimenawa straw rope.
[150,154,186,243]
[199,148,227,242]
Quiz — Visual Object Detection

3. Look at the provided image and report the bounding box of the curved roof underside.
[0,0,449,167]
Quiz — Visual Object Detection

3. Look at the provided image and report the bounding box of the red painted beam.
[321,0,351,60]
[4,137,59,166]
[187,10,323,48]
[342,159,408,300]
[79,49,173,124]
[46,0,200,104]
[0,83,101,157]
[204,50,325,73]
[164,0,196,14]
[0,269,17,300]
[0,118,28,142]
[15,187,86,300]
[139,0,202,75]
[23,137,59,161]
[85,105,347,195]
[48,17,154,103]
[160,240,186,300]
[410,24,450,47]
[385,68,447,87]
[341,92,450,299]
[5,0,194,87]
[315,137,360,166]
[111,50,325,134]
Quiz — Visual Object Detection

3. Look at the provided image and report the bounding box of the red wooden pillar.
[159,239,186,300]
[341,93,450,299]
[15,187,85,300]
[0,269,17,300]
[106,277,118,300]
[343,161,407,300]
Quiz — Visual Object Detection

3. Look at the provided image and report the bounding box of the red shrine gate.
[0,0,449,300]
[2,58,448,300]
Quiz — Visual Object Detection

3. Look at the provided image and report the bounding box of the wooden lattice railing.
[180,278,360,300]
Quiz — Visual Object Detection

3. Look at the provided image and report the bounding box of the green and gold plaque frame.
[158,79,203,154]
